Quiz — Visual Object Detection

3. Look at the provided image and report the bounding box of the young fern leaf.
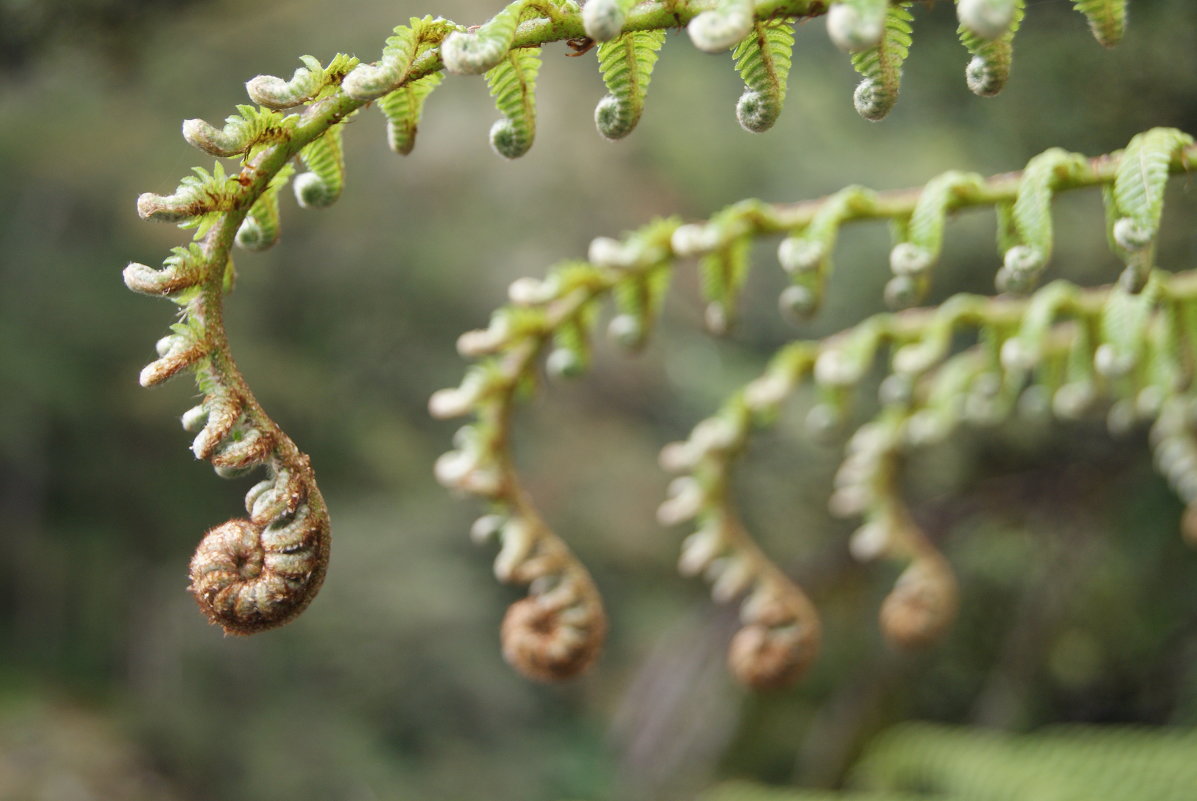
[182,105,288,158]
[294,123,346,208]
[582,0,638,42]
[378,73,445,155]
[246,53,359,109]
[343,16,456,101]
[485,47,542,159]
[777,186,877,319]
[1110,129,1194,258]
[850,3,914,121]
[732,19,796,134]
[995,148,1088,294]
[700,237,752,334]
[660,399,823,689]
[688,0,756,54]
[1071,0,1128,48]
[957,0,1024,97]
[136,163,237,223]
[594,30,667,141]
[235,164,295,251]
[826,0,888,53]
[889,171,985,307]
[610,264,672,350]
[440,0,529,75]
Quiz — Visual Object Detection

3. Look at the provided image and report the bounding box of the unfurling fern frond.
[485,46,542,159]
[294,123,346,208]
[1071,0,1128,48]
[235,164,295,251]
[994,148,1088,293]
[957,0,1024,96]
[850,4,914,121]
[732,19,796,133]
[246,53,360,109]
[343,16,455,101]
[595,30,667,141]
[440,0,529,75]
[1108,128,1195,290]
[378,73,444,156]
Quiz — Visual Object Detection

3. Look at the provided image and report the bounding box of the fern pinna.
[127,0,1157,684]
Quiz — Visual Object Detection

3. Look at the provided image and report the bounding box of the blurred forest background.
[1,0,1196,799]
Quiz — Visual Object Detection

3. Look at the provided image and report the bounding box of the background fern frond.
[1072,0,1128,47]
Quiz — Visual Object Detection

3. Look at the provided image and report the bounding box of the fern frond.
[246,53,359,109]
[594,29,667,141]
[182,104,289,158]
[378,73,444,155]
[995,147,1088,293]
[957,0,1024,96]
[440,0,530,75]
[343,15,456,100]
[888,171,985,306]
[850,3,914,121]
[294,123,346,207]
[1110,128,1194,289]
[235,163,295,251]
[733,19,796,133]
[1071,0,1128,47]
[485,46,542,159]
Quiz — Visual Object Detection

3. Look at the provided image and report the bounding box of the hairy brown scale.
[728,598,821,690]
[500,597,606,682]
[188,500,330,635]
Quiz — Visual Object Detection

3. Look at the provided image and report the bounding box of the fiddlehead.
[956,0,1024,97]
[439,130,1196,683]
[850,3,913,121]
[485,46,542,159]
[676,270,1197,672]
[130,0,1149,647]
[594,30,666,141]
[732,19,796,133]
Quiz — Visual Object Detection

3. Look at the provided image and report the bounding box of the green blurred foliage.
[1,1,1196,799]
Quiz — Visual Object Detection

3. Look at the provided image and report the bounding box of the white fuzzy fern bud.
[736,90,780,134]
[1113,216,1154,251]
[245,57,324,108]
[582,0,631,42]
[957,0,1018,40]
[889,243,933,276]
[853,77,895,122]
[965,55,1002,97]
[342,59,400,101]
[688,1,754,54]
[292,172,335,208]
[441,30,507,75]
[182,118,250,158]
[827,3,885,53]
